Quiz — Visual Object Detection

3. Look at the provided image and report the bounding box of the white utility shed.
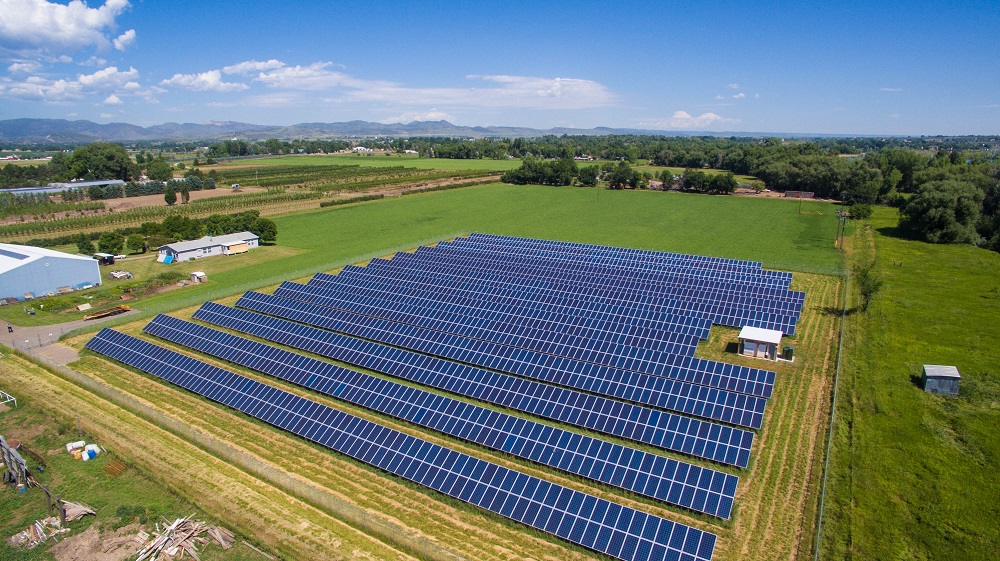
[738,326,783,360]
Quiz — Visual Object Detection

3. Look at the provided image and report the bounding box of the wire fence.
[812,269,850,560]
[18,349,467,561]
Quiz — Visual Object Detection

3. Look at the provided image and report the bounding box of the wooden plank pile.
[135,516,235,560]
[6,517,68,549]
[62,501,96,522]
[104,459,128,478]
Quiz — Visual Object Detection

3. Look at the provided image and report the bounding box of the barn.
[157,231,260,263]
[0,243,102,301]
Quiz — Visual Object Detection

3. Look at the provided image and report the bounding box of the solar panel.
[253,287,776,402]
[202,300,756,467]
[85,328,717,561]
[360,249,803,333]
[0,248,29,260]
[146,313,738,519]
[273,281,774,390]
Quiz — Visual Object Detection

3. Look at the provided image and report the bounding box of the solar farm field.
[14,186,845,561]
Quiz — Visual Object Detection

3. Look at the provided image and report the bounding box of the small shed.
[190,271,207,283]
[922,365,960,396]
[738,326,783,360]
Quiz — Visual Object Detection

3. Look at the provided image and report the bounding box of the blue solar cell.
[85,328,715,561]
[202,301,755,468]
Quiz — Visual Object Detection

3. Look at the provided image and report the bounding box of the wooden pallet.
[104,459,128,478]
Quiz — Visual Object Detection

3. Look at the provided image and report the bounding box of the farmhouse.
[0,243,101,301]
[157,232,259,263]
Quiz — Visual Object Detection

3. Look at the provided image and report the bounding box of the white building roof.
[738,326,784,345]
[0,243,95,275]
[923,365,961,379]
[160,231,258,253]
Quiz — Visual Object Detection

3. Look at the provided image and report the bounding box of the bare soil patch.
[51,523,143,561]
[103,187,266,212]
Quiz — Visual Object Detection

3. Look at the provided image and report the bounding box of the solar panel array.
[86,328,717,561]
[145,313,738,519]
[197,301,755,467]
[81,234,807,561]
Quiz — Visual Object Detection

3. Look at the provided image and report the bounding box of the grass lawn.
[820,207,1000,560]
[0,393,271,561]
[6,184,839,330]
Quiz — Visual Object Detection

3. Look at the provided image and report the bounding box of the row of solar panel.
[269,284,776,399]
[329,263,804,332]
[85,328,717,561]
[464,233,769,273]
[364,251,803,333]
[461,233,792,286]
[216,298,758,466]
[432,240,792,290]
[238,291,774,402]
[448,235,785,282]
[312,270,714,350]
[146,313,737,519]
[387,247,805,310]
[314,265,799,346]
[306,275,711,359]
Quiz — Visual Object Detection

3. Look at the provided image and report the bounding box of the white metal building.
[0,243,102,301]
[737,326,784,361]
[157,231,260,263]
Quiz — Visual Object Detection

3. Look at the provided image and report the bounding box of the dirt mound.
[50,523,143,561]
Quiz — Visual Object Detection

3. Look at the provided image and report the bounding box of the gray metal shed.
[922,365,960,396]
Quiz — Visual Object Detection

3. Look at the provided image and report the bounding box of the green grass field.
[820,207,1000,560]
[3,184,841,328]
[0,394,271,561]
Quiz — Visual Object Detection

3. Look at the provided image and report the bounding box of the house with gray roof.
[157,231,259,263]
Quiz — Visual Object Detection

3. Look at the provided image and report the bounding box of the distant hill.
[0,118,852,143]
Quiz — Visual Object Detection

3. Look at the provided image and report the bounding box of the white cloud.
[380,109,455,124]
[727,83,740,89]
[0,0,131,52]
[344,74,615,110]
[99,112,112,118]
[754,93,760,99]
[0,65,138,102]
[640,111,736,130]
[112,28,135,51]
[77,66,138,90]
[223,59,285,74]
[253,62,368,90]
[879,87,903,92]
[714,94,724,100]
[732,92,746,99]
[103,93,122,105]
[8,60,42,74]
[889,113,900,119]
[160,70,248,92]
[81,56,107,67]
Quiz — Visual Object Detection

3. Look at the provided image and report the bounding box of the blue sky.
[0,0,997,134]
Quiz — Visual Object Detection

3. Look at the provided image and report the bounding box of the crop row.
[0,191,321,239]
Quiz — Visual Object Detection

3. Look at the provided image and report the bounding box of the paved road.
[3,310,137,365]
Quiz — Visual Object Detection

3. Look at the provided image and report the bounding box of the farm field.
[3,186,845,561]
[820,207,1000,561]
[4,185,841,328]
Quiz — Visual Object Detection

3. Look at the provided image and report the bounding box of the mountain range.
[0,118,836,143]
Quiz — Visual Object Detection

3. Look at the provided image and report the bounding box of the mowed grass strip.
[0,353,413,561]
[821,208,1000,561]
[693,273,842,560]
